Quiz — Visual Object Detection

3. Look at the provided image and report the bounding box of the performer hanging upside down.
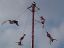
[47,32,56,45]
[16,34,26,46]
[20,34,26,41]
[40,16,45,28]
[2,20,19,26]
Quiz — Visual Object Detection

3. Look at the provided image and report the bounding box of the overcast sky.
[0,0,64,48]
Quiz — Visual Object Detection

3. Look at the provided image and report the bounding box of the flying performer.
[20,34,26,41]
[16,34,26,46]
[2,20,19,26]
[47,32,56,45]
[40,16,45,28]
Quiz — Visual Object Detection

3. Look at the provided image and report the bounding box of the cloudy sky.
[0,0,64,48]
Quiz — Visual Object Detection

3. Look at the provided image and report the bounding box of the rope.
[44,26,48,33]
[16,9,28,20]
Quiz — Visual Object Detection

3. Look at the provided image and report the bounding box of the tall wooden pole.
[32,3,35,48]
[27,2,39,48]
